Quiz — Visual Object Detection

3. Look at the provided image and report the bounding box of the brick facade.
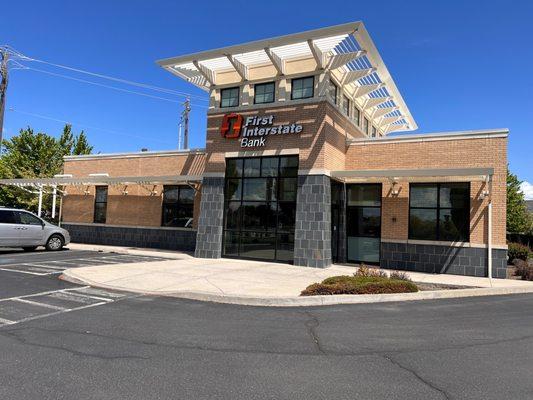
[61,98,508,278]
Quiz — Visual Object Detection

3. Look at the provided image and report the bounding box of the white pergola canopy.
[157,21,417,133]
[0,175,203,187]
[331,168,494,183]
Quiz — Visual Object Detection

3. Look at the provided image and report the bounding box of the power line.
[8,107,176,145]
[1,45,208,102]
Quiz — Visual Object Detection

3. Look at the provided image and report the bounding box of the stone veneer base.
[194,176,225,258]
[380,241,507,279]
[63,223,196,252]
[293,175,332,268]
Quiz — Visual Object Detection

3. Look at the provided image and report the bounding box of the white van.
[0,208,70,251]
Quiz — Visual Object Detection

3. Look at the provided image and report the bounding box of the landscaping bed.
[301,266,419,296]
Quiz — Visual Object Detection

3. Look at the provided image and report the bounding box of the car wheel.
[46,234,64,251]
[22,246,38,252]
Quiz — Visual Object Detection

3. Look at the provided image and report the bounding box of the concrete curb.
[61,270,533,307]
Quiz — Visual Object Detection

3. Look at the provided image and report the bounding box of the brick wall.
[204,100,363,173]
[345,136,507,246]
[62,152,205,228]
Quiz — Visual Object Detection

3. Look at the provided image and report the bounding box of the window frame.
[342,95,351,117]
[220,86,240,108]
[353,106,361,126]
[329,79,338,105]
[161,185,195,228]
[254,81,275,104]
[363,117,370,135]
[290,76,314,100]
[93,186,108,224]
[408,183,471,242]
[222,155,298,263]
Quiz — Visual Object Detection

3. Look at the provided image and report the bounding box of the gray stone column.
[293,174,332,268]
[195,176,225,258]
[337,183,347,263]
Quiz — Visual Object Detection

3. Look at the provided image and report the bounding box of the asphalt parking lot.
[0,248,171,277]
[0,248,169,327]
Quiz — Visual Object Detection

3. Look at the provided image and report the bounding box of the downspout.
[487,175,493,286]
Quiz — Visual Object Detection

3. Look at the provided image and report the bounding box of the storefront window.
[162,185,194,228]
[93,186,108,224]
[223,155,298,262]
[291,76,314,100]
[409,183,470,242]
[220,87,240,108]
[254,82,275,104]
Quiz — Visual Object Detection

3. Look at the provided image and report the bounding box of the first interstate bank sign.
[220,113,303,147]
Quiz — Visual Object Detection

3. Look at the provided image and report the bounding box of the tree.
[0,124,92,218]
[507,168,532,234]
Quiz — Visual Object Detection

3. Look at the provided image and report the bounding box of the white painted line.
[0,301,108,327]
[22,263,67,271]
[13,298,67,311]
[0,267,50,276]
[51,291,114,303]
[0,286,91,303]
[0,317,15,325]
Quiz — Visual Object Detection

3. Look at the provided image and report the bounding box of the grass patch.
[301,266,418,296]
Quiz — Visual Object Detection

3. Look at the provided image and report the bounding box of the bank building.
[7,22,508,278]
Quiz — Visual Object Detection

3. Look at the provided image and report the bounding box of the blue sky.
[2,0,532,196]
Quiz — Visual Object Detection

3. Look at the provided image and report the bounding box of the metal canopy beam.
[225,55,248,81]
[0,175,203,187]
[326,50,366,70]
[307,39,324,69]
[192,60,215,86]
[331,167,494,179]
[341,68,374,85]
[264,47,285,75]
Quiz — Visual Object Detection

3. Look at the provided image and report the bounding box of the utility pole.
[182,98,190,149]
[0,48,9,148]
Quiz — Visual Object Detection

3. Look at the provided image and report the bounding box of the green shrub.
[354,265,388,278]
[389,271,412,281]
[508,242,531,261]
[513,259,533,281]
[301,274,418,296]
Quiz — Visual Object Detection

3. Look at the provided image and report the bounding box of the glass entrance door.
[222,155,298,263]
[346,184,382,264]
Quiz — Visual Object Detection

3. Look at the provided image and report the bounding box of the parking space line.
[12,298,67,311]
[0,317,15,325]
[0,267,52,276]
[22,263,67,271]
[0,286,133,328]
[0,286,91,303]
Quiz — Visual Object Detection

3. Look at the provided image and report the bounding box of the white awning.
[157,21,417,133]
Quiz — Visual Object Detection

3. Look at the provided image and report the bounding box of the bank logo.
[220,113,303,148]
[220,113,243,139]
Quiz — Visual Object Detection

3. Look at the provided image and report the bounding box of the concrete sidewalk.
[62,245,533,306]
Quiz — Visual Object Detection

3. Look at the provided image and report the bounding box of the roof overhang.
[331,168,494,183]
[0,175,203,187]
[157,21,417,132]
